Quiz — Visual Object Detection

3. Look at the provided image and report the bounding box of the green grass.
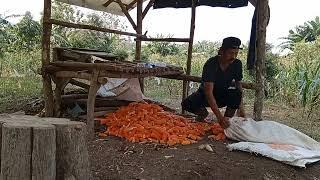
[0,76,42,113]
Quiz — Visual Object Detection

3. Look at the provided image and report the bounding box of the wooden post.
[135,0,144,92]
[53,78,70,117]
[42,0,54,117]
[253,0,268,120]
[182,0,196,112]
[87,70,99,138]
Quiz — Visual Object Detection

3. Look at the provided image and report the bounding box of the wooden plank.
[42,0,54,117]
[182,0,196,112]
[94,106,119,112]
[254,0,268,120]
[63,98,130,107]
[55,71,92,80]
[69,79,90,89]
[51,61,123,71]
[62,94,89,100]
[49,19,140,37]
[57,48,117,61]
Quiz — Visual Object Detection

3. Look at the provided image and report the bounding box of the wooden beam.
[142,0,155,20]
[52,77,70,117]
[253,0,268,120]
[55,71,92,80]
[135,0,143,62]
[182,0,196,113]
[136,37,190,42]
[116,0,137,30]
[42,0,54,117]
[159,74,256,90]
[69,79,90,89]
[50,61,121,71]
[126,0,138,10]
[87,70,100,138]
[103,0,114,8]
[136,0,144,93]
[48,19,140,37]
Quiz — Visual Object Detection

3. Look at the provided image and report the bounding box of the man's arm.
[204,82,229,128]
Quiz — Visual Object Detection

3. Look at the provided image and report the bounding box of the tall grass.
[0,76,42,113]
[0,48,41,77]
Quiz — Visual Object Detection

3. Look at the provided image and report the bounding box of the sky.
[1,0,320,51]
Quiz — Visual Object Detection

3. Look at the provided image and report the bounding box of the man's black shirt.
[199,56,243,95]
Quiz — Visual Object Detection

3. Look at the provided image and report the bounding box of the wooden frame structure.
[41,0,269,136]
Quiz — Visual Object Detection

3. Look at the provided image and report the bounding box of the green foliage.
[0,76,42,113]
[11,12,42,51]
[114,49,129,61]
[51,1,127,52]
[281,16,320,50]
[293,40,320,108]
[144,34,182,57]
[193,40,219,57]
[271,38,320,114]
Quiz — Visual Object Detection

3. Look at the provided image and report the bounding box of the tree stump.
[0,114,91,180]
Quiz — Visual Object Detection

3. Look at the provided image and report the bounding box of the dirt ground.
[87,98,320,180]
[89,136,320,180]
[3,97,320,179]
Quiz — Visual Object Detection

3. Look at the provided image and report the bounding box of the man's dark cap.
[221,37,243,49]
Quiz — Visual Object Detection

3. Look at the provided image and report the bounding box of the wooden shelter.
[41,0,269,136]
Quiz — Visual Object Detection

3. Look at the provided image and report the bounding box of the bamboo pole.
[42,0,54,117]
[48,19,141,37]
[136,0,144,93]
[136,37,190,42]
[182,0,196,113]
[253,0,268,120]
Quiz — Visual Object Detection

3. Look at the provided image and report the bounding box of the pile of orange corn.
[98,102,226,145]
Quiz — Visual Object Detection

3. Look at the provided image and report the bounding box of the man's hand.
[218,117,230,129]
